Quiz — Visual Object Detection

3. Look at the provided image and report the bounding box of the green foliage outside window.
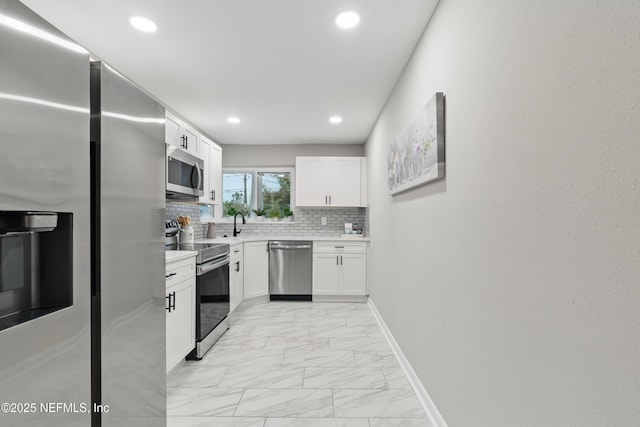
[222,171,292,219]
[223,191,250,217]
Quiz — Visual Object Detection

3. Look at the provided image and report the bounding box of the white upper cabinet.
[165,111,198,155]
[295,156,367,207]
[329,157,362,206]
[209,143,222,205]
[198,137,222,205]
[295,157,329,206]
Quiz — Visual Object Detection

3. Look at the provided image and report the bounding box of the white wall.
[221,143,364,167]
[365,1,640,426]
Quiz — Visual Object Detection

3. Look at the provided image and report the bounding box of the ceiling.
[22,0,438,145]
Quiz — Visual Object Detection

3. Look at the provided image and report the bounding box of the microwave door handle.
[192,162,202,191]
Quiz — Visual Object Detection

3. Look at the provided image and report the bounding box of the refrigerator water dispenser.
[0,211,73,331]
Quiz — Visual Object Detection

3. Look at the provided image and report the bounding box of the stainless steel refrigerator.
[0,1,166,425]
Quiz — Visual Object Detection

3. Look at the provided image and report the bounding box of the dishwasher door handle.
[270,245,312,250]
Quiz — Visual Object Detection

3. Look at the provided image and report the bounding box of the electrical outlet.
[321,217,327,225]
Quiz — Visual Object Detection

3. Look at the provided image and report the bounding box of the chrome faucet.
[233,212,246,237]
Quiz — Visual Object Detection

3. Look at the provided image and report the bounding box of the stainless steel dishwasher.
[268,240,313,301]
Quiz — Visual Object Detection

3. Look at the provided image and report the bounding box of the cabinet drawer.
[165,256,196,288]
[230,243,244,261]
[313,242,367,254]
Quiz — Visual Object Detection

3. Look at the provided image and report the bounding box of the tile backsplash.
[166,202,368,239]
[166,202,208,239]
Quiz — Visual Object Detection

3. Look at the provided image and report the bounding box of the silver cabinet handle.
[325,195,328,205]
[334,246,344,249]
[166,291,176,312]
[329,195,331,205]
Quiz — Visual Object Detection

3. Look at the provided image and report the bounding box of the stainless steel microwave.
[166,144,204,200]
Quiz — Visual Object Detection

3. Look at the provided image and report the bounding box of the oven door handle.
[197,256,230,275]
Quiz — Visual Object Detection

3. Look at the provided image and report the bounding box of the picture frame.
[388,92,445,195]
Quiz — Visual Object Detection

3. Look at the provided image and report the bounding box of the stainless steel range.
[166,222,230,359]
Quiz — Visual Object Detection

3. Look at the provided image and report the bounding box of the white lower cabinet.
[313,242,368,297]
[312,254,341,294]
[338,253,367,294]
[243,241,269,299]
[166,256,196,374]
[229,243,244,312]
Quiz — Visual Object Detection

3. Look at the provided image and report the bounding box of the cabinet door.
[243,241,269,299]
[166,279,195,373]
[198,138,212,203]
[209,143,222,205]
[329,157,361,207]
[295,157,329,206]
[165,113,182,148]
[312,253,341,294]
[181,125,199,155]
[340,253,367,295]
[230,257,244,312]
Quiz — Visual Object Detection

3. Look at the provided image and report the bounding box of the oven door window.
[196,264,230,341]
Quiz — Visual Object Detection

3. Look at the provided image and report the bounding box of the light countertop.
[165,250,198,263]
[195,235,369,245]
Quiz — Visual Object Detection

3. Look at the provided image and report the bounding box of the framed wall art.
[388,92,445,195]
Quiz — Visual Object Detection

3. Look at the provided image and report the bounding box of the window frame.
[220,166,295,220]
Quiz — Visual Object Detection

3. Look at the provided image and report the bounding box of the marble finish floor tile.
[333,389,425,418]
[303,367,387,389]
[346,316,380,326]
[264,336,330,351]
[225,324,255,337]
[234,388,333,417]
[368,418,433,427]
[167,416,265,427]
[204,349,285,367]
[353,351,400,368]
[214,336,268,350]
[167,388,244,416]
[265,418,369,427]
[291,316,346,327]
[382,367,412,390]
[250,324,310,338]
[167,365,228,388]
[309,325,368,338]
[218,366,304,389]
[167,302,428,424]
[282,350,355,367]
[330,337,391,352]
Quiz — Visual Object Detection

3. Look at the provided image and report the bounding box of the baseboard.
[313,294,368,303]
[367,298,448,427]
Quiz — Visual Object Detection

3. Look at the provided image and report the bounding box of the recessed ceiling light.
[329,116,343,124]
[335,11,360,29]
[227,116,241,124]
[129,15,157,33]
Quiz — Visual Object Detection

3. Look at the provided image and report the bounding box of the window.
[222,168,293,220]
